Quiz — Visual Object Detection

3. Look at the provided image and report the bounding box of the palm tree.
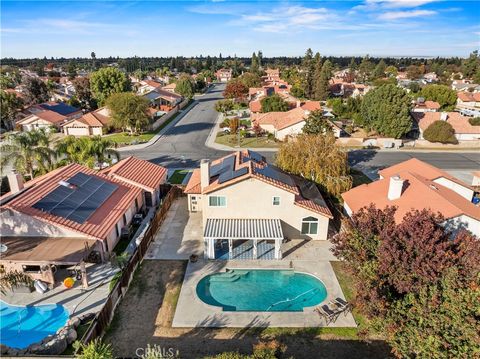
[0,267,33,294]
[0,128,56,179]
[56,136,119,169]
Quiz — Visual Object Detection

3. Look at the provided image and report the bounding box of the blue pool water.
[0,300,69,349]
[196,269,327,311]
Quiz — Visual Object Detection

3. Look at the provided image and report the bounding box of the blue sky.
[1,0,479,58]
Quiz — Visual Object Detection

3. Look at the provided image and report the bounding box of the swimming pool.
[196,269,327,311]
[0,300,69,349]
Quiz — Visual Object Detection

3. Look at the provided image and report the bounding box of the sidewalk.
[204,113,279,152]
[117,100,197,152]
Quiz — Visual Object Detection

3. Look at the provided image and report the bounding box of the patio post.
[228,239,233,259]
[208,238,215,259]
[274,239,282,259]
[253,239,258,259]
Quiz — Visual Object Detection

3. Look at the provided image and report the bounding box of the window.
[301,216,318,235]
[123,214,127,225]
[209,196,226,207]
[22,265,41,273]
[272,196,280,206]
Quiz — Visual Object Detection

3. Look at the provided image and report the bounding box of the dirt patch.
[105,260,392,359]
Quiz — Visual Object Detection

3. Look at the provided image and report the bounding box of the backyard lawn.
[215,133,280,148]
[104,260,391,359]
[168,170,189,184]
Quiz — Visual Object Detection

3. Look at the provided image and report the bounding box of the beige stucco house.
[184,150,332,260]
[0,163,145,284]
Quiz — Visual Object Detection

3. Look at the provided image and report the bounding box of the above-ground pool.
[0,300,69,349]
[196,269,327,311]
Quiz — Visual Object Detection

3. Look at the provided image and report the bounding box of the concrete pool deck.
[172,259,357,328]
[0,263,118,319]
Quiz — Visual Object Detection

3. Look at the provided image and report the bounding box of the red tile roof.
[2,164,142,240]
[414,112,480,134]
[252,107,307,131]
[415,100,440,110]
[184,151,332,218]
[457,91,480,102]
[342,159,479,223]
[101,156,167,191]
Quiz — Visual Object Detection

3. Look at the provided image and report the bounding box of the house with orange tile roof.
[412,97,440,112]
[457,91,480,108]
[137,79,164,95]
[61,108,111,136]
[184,150,332,260]
[412,111,480,141]
[17,102,82,132]
[101,156,167,207]
[342,158,480,235]
[0,163,145,284]
[251,102,321,140]
[162,82,177,93]
[216,68,233,82]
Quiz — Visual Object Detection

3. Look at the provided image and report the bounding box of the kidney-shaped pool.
[196,269,327,312]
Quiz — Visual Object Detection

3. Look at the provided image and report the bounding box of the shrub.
[423,120,458,144]
[468,117,480,126]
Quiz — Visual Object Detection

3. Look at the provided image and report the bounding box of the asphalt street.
[120,83,480,180]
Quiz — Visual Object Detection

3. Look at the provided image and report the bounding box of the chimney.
[440,112,448,121]
[388,175,404,201]
[200,159,210,189]
[7,171,24,194]
[296,100,301,108]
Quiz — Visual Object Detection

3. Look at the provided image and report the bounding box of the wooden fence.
[79,186,183,346]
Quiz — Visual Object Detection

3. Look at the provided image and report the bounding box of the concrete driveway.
[145,197,203,260]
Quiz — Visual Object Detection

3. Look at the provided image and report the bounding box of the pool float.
[34,280,48,294]
[63,277,75,288]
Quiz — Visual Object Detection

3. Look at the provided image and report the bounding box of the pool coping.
[172,259,357,328]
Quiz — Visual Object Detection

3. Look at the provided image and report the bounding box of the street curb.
[117,100,198,152]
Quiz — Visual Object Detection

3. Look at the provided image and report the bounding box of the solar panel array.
[256,166,295,186]
[32,172,118,224]
[218,167,249,184]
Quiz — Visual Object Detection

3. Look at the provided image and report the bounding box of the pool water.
[0,300,69,349]
[196,269,327,311]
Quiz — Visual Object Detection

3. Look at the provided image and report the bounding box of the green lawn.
[215,133,280,148]
[168,169,189,184]
[106,100,193,146]
[330,261,372,336]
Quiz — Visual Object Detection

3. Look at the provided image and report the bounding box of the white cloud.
[379,9,437,19]
[366,0,439,8]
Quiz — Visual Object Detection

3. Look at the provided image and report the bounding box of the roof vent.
[430,184,438,190]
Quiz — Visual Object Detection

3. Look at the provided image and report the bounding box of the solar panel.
[32,172,118,224]
[256,166,295,186]
[210,155,235,177]
[248,151,263,163]
[218,167,249,184]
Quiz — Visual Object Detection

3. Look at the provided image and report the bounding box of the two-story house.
[184,151,332,260]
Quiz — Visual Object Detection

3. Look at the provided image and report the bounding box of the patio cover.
[0,236,97,265]
[204,218,284,240]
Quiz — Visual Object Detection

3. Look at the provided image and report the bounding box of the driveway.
[145,197,203,260]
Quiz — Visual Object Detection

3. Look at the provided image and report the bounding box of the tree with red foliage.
[331,205,480,357]
[223,79,248,100]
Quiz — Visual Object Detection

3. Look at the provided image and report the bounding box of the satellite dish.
[0,244,8,253]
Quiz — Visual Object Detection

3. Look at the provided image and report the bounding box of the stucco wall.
[276,121,306,141]
[433,177,474,201]
[0,210,87,237]
[201,178,330,240]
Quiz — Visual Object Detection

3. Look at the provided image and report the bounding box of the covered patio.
[204,219,284,260]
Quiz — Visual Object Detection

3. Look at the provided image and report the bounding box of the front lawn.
[106,100,193,146]
[215,133,280,148]
[168,169,189,184]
